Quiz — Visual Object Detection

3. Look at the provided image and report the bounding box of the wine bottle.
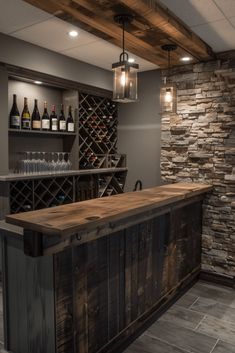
[50,105,58,131]
[59,104,66,132]
[32,99,41,130]
[67,105,75,132]
[41,101,50,131]
[9,94,20,129]
[21,97,31,130]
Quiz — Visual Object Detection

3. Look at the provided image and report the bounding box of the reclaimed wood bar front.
[2,183,211,353]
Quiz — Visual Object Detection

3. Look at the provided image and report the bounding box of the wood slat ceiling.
[22,0,215,68]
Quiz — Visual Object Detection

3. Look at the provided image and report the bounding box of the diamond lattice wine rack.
[79,93,118,169]
[9,174,98,214]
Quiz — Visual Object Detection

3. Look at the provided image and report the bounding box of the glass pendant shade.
[112,59,139,103]
[160,44,178,114]
[160,83,177,114]
[112,14,139,103]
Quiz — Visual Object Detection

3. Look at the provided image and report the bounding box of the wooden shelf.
[9,128,77,137]
[0,168,128,181]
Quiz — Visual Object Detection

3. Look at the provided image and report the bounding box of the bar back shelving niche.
[0,66,127,219]
[8,77,79,172]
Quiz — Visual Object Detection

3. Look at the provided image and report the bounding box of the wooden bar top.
[6,183,212,238]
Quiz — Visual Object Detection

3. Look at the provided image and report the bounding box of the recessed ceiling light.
[181,56,192,62]
[34,80,42,85]
[128,58,135,63]
[68,30,78,38]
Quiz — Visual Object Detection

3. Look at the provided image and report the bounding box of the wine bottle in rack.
[50,104,58,131]
[21,97,31,130]
[9,94,20,129]
[41,101,50,131]
[67,105,75,132]
[59,104,66,132]
[32,99,41,130]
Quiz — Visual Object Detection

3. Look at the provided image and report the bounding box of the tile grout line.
[185,305,235,326]
[143,332,193,353]
[194,314,206,331]
[188,296,200,309]
[209,338,220,353]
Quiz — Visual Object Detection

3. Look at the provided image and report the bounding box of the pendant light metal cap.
[112,60,139,70]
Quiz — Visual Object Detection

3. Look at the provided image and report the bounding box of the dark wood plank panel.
[118,231,126,333]
[155,214,169,299]
[73,243,88,353]
[5,235,55,353]
[54,248,74,353]
[137,222,149,316]
[52,197,204,353]
[86,237,109,353]
[125,226,134,326]
[130,228,139,322]
[108,231,122,339]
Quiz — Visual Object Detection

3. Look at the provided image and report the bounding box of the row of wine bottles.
[9,94,75,132]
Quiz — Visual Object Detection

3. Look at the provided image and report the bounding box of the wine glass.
[61,152,67,171]
[65,152,72,170]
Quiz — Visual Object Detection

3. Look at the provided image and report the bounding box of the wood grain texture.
[22,0,214,67]
[4,235,55,353]
[54,198,203,353]
[54,248,74,353]
[6,183,212,240]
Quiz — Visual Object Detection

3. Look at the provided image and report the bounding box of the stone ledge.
[225,148,235,155]
[225,175,235,182]
[189,153,213,159]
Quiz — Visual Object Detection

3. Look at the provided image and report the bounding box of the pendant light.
[160,44,178,114]
[112,14,139,103]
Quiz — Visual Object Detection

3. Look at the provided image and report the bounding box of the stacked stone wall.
[161,59,235,277]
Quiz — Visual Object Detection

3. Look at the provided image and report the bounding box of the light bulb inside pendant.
[164,89,173,103]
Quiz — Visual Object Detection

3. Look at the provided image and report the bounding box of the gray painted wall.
[118,69,162,191]
[0,66,9,174]
[8,80,63,115]
[0,33,112,91]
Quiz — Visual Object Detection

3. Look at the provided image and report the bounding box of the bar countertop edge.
[4,182,212,239]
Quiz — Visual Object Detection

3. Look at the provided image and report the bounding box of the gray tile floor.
[125,281,235,353]
[0,281,234,352]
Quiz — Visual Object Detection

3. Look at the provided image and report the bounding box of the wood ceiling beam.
[24,0,168,66]
[23,0,215,67]
[119,0,214,60]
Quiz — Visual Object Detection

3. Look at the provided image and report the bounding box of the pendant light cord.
[119,17,128,62]
[168,50,170,75]
[122,20,125,56]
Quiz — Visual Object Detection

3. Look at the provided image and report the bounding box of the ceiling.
[160,0,235,52]
[0,0,235,72]
[0,0,158,71]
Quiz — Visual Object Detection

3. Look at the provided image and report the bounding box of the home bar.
[0,1,234,353]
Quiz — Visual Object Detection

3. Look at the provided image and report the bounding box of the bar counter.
[1,182,212,353]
